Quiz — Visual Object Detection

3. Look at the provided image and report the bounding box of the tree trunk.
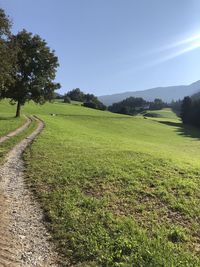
[15,101,21,117]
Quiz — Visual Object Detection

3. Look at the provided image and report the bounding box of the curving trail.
[0,116,32,143]
[0,117,59,267]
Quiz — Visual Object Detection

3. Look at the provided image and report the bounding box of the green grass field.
[1,100,200,266]
[143,108,178,120]
[0,100,26,136]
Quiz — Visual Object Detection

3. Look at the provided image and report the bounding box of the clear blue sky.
[1,0,200,95]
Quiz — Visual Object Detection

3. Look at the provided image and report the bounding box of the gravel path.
[0,116,32,143]
[0,117,60,267]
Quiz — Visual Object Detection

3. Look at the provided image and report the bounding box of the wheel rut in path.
[0,116,32,143]
[0,117,60,267]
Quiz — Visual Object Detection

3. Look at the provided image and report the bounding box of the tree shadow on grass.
[158,120,200,140]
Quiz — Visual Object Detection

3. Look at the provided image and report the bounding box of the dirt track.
[0,117,59,267]
[0,116,32,143]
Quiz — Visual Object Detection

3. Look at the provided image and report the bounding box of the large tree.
[0,8,16,91]
[2,29,60,117]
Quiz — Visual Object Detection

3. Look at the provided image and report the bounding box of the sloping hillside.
[1,100,200,266]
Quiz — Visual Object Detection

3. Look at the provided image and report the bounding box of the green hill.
[1,100,200,266]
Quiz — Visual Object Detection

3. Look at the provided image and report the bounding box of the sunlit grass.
[0,100,26,136]
[1,100,200,266]
[0,118,38,165]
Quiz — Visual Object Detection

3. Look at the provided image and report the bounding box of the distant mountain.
[99,80,200,106]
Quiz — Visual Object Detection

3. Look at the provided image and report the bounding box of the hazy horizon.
[98,79,200,97]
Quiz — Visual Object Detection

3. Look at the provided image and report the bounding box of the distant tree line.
[108,97,167,115]
[170,100,182,115]
[169,91,200,127]
[64,88,106,110]
[0,8,60,117]
[149,98,168,110]
[54,93,64,100]
[180,96,200,127]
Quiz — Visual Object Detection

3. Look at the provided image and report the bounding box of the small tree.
[2,29,60,117]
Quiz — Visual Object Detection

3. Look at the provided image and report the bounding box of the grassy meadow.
[0,100,26,136]
[0,100,200,266]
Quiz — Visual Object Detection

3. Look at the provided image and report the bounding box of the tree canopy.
[66,88,106,110]
[180,96,192,124]
[109,97,166,115]
[108,97,167,115]
[149,98,166,110]
[66,88,85,102]
[108,97,147,115]
[180,96,200,127]
[170,99,182,115]
[0,8,16,91]
[1,29,60,117]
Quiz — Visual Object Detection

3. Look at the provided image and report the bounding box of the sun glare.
[166,33,200,50]
[148,32,200,67]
